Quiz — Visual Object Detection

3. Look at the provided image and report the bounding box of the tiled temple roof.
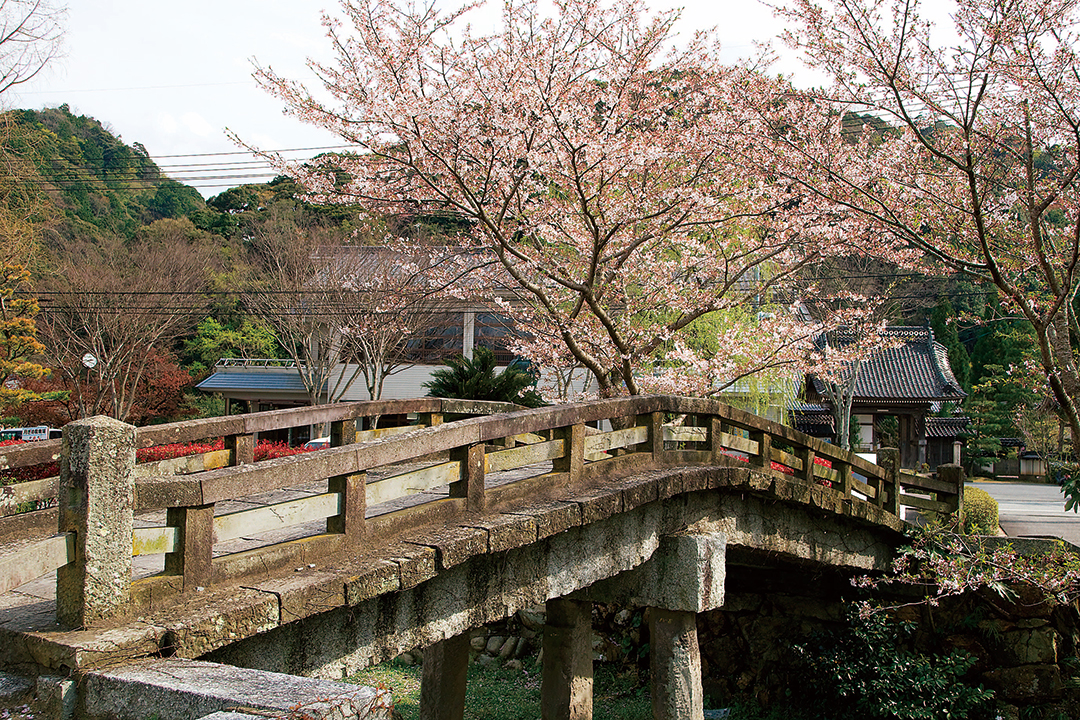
[808,326,966,405]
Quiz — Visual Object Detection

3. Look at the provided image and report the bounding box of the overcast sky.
[9,0,799,199]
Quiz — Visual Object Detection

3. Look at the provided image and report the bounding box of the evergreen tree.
[930,299,972,393]
[423,348,545,407]
[968,294,1034,387]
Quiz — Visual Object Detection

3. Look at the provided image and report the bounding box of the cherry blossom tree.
[753,0,1080,503]
[252,0,845,400]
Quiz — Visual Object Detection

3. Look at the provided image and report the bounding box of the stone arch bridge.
[0,396,960,719]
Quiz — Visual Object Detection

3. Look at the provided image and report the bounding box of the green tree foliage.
[930,300,971,394]
[792,611,995,720]
[840,111,901,145]
[6,105,205,243]
[423,348,545,407]
[0,113,52,266]
[965,367,1038,470]
[194,177,378,241]
[180,317,282,377]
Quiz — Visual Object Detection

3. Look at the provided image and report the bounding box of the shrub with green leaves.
[422,348,545,407]
[792,611,995,720]
[962,485,999,535]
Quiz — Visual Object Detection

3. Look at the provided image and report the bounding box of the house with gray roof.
[797,325,968,469]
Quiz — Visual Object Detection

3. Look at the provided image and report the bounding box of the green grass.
[347,657,650,720]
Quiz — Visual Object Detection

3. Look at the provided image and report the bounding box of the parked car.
[302,437,331,450]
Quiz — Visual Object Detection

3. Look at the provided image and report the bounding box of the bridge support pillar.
[56,415,136,628]
[419,631,470,720]
[649,608,704,720]
[541,597,593,720]
[573,531,724,720]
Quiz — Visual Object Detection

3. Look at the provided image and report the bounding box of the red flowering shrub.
[717,447,835,489]
[135,438,314,464]
[253,441,313,461]
[136,439,225,464]
[0,439,58,484]
[1,437,316,512]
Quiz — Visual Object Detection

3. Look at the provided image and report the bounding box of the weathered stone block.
[344,560,401,605]
[57,416,136,628]
[466,514,537,553]
[1001,628,1059,666]
[983,663,1063,702]
[576,531,726,613]
[406,525,488,569]
[81,657,391,720]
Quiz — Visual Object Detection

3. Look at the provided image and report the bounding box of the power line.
[8,142,363,192]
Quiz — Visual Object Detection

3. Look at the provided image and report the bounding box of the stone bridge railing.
[0,395,961,629]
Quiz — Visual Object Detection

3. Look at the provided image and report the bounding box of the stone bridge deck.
[0,396,961,720]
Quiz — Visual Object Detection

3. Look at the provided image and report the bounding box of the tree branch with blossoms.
[249,0,857,401]
[750,0,1080,506]
[855,521,1080,617]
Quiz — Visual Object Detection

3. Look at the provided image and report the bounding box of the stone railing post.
[330,419,357,447]
[709,417,726,464]
[938,464,964,515]
[637,412,664,464]
[877,447,901,515]
[225,432,254,466]
[164,504,214,591]
[797,445,817,484]
[553,423,585,490]
[835,460,854,498]
[450,443,486,513]
[749,428,772,469]
[419,412,444,429]
[327,417,366,545]
[57,416,136,628]
[327,471,366,548]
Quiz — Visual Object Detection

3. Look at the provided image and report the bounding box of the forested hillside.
[1,105,372,427]
[8,105,205,245]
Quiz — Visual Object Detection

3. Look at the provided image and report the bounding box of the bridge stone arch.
[204,463,902,719]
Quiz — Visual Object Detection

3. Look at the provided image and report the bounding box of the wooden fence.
[0,395,962,628]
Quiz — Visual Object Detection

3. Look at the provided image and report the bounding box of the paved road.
[971,480,1080,546]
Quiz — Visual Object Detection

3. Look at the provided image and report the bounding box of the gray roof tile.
[809,326,966,403]
[196,370,314,393]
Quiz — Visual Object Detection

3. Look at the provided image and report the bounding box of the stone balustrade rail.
[0,395,961,629]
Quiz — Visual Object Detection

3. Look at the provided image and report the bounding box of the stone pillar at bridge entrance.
[57,415,136,628]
